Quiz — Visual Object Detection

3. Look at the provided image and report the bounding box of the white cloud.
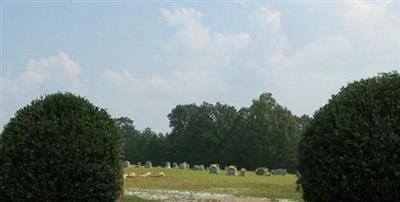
[2,52,81,93]
[103,68,228,98]
[248,6,290,55]
[161,8,210,51]
[214,33,251,53]
[3,4,398,133]
[161,7,251,52]
[101,7,254,131]
[250,7,281,31]
[1,52,84,131]
[252,2,399,116]
[103,70,171,93]
[105,7,251,97]
[161,7,202,27]
[343,0,392,20]
[341,0,400,51]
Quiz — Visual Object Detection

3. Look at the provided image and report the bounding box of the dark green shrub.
[0,92,123,201]
[298,72,400,202]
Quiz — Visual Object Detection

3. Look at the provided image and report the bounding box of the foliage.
[167,102,238,165]
[298,72,400,202]
[120,93,305,171]
[237,93,301,171]
[0,92,123,201]
[115,118,167,166]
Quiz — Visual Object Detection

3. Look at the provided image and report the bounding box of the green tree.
[166,94,301,170]
[167,104,197,163]
[298,72,400,201]
[114,117,142,163]
[167,103,237,165]
[296,114,312,133]
[114,118,168,166]
[142,128,168,166]
[243,93,301,170]
[0,92,123,201]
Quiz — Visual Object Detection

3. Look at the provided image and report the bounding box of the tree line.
[116,93,311,171]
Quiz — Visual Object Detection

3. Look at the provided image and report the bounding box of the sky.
[1,1,399,133]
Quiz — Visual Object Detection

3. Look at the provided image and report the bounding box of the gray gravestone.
[240,168,247,176]
[193,165,201,170]
[145,161,152,168]
[179,162,188,169]
[209,164,220,174]
[271,168,287,175]
[226,166,237,176]
[123,160,130,168]
[255,167,270,176]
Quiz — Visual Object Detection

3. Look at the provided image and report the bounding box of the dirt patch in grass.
[125,188,293,202]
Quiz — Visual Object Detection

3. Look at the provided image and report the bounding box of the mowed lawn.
[123,167,302,201]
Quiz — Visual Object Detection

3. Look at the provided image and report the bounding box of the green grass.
[123,167,302,201]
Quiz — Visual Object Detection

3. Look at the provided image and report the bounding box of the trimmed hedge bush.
[298,72,400,202]
[0,92,123,201]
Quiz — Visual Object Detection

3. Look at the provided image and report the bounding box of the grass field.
[123,167,302,201]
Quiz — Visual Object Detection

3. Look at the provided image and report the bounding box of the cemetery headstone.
[193,165,201,170]
[271,168,287,175]
[255,167,270,176]
[123,161,130,168]
[240,168,247,176]
[145,161,152,168]
[179,162,189,169]
[209,164,220,174]
[226,165,237,176]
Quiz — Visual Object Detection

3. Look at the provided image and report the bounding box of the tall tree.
[242,93,301,170]
[114,117,141,163]
[167,102,237,165]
